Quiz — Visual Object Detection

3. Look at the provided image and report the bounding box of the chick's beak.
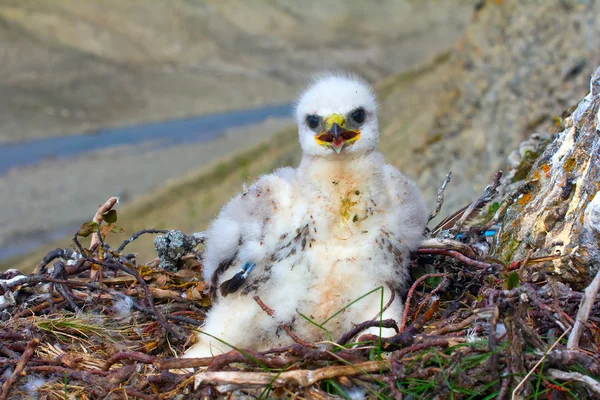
[330,122,343,142]
[316,113,359,154]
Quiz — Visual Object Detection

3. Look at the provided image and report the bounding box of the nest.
[1,182,600,400]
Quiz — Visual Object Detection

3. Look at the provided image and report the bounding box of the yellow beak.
[315,113,360,154]
[323,113,346,132]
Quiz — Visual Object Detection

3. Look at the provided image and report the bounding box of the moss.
[563,157,577,173]
[512,150,542,182]
[500,236,521,264]
[425,133,443,146]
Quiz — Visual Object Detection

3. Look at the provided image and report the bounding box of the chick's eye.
[351,108,366,124]
[306,114,320,129]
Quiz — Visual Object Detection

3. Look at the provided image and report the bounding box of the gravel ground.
[0,117,292,260]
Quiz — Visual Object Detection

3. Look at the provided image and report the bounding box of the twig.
[193,360,390,389]
[33,248,78,274]
[393,338,450,359]
[25,365,111,397]
[450,171,503,235]
[410,297,440,332]
[413,276,448,315]
[546,368,600,396]
[253,295,314,347]
[521,283,573,331]
[567,263,600,349]
[419,238,478,259]
[511,327,571,400]
[431,313,480,335]
[427,171,452,225]
[103,351,156,371]
[167,314,204,327]
[101,259,183,340]
[55,282,80,312]
[489,305,500,384]
[336,319,399,346]
[206,349,293,371]
[117,229,169,253]
[0,332,28,341]
[372,283,396,320]
[542,350,600,375]
[123,389,159,400]
[417,248,501,270]
[89,197,118,280]
[90,197,119,251]
[496,375,510,400]
[0,338,39,400]
[400,273,447,332]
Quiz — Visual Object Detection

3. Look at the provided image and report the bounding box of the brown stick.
[394,338,450,359]
[253,295,314,347]
[193,360,390,389]
[0,338,39,400]
[417,248,501,269]
[98,258,183,340]
[567,264,600,349]
[419,238,478,259]
[412,277,448,321]
[336,319,399,346]
[102,351,157,371]
[400,273,447,332]
[89,197,118,251]
[427,171,452,225]
[546,369,600,396]
[89,197,118,280]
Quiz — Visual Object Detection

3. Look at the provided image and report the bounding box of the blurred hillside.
[0,0,474,143]
[377,0,600,212]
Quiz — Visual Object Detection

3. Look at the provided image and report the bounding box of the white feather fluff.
[185,73,428,358]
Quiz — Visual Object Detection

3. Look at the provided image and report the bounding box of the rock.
[154,230,203,271]
[493,67,600,289]
[378,0,600,213]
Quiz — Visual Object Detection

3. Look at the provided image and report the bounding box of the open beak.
[315,113,360,154]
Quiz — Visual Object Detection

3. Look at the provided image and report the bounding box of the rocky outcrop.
[378,0,600,213]
[494,67,600,289]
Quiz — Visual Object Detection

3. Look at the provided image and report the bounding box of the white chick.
[184,73,428,358]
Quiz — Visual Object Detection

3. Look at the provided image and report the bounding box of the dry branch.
[0,339,39,400]
[546,369,600,396]
[568,263,600,349]
[193,360,390,389]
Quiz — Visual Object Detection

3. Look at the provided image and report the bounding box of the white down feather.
[184,73,428,358]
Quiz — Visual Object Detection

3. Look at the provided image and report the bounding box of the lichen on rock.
[154,230,204,271]
[494,67,600,289]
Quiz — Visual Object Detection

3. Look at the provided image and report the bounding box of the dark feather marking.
[220,272,246,296]
[220,262,255,296]
[210,251,238,297]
